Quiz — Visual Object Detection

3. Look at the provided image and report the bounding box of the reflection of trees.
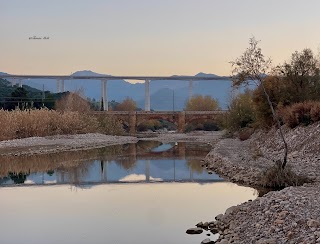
[114,158,136,170]
[186,159,204,174]
[8,172,29,184]
[136,141,162,152]
[0,145,129,178]
[56,161,91,185]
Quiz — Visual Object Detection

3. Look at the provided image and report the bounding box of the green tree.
[5,87,29,110]
[279,48,320,102]
[226,89,256,131]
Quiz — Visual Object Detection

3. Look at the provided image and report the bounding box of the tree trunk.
[260,81,288,169]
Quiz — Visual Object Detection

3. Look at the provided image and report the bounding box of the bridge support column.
[11,78,16,87]
[145,160,150,182]
[178,112,185,133]
[145,79,150,111]
[19,79,22,88]
[61,80,65,92]
[57,79,60,93]
[178,142,186,159]
[129,111,137,135]
[188,80,193,100]
[101,80,108,111]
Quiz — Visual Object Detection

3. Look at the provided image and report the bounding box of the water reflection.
[0,141,221,186]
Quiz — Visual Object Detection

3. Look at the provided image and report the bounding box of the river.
[0,141,257,244]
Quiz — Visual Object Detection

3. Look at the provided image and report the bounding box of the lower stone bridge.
[92,111,226,134]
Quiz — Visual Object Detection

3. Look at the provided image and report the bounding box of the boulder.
[201,238,215,244]
[186,227,203,235]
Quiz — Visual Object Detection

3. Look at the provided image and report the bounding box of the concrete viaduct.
[0,74,231,111]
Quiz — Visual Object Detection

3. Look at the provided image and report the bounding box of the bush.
[224,89,256,132]
[279,101,320,128]
[261,162,309,188]
[238,127,254,141]
[97,116,125,135]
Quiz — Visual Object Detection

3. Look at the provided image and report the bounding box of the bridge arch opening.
[185,118,220,132]
[137,118,177,132]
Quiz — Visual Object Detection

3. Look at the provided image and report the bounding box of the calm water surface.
[0,141,257,244]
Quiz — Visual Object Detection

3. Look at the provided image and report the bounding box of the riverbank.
[0,131,223,157]
[203,122,320,243]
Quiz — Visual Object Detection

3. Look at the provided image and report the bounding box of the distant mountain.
[0,70,232,110]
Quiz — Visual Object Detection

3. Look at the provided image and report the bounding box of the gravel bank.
[0,131,223,156]
[0,133,138,156]
[202,122,320,243]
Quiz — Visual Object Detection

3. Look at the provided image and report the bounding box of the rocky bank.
[202,122,320,243]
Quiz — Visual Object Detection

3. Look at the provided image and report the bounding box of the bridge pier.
[61,80,65,92]
[188,80,193,100]
[19,79,23,88]
[128,111,137,135]
[101,80,108,111]
[56,79,65,93]
[145,79,150,111]
[178,112,185,133]
[57,80,60,92]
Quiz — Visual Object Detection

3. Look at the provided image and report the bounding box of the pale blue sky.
[1,0,320,76]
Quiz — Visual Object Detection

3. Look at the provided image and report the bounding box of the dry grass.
[279,101,320,128]
[0,108,124,141]
[261,162,310,189]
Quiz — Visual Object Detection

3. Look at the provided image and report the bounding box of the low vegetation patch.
[261,162,310,189]
[279,101,320,128]
[0,108,124,141]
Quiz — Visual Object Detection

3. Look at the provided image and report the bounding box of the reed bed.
[0,108,124,141]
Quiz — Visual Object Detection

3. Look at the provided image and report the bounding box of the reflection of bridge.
[93,110,225,134]
[0,74,231,111]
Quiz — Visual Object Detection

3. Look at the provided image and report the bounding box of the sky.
[1,0,320,77]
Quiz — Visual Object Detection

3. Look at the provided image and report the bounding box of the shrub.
[279,101,320,128]
[238,127,254,141]
[224,89,256,132]
[261,162,309,188]
[97,116,124,135]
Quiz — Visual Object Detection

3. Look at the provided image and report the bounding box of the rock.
[225,206,237,215]
[307,219,320,228]
[196,221,204,228]
[186,227,203,235]
[215,214,223,221]
[201,238,214,244]
[203,222,209,229]
[218,239,228,244]
[210,228,219,234]
[274,219,284,225]
[256,238,277,244]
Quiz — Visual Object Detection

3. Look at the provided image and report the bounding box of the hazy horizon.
[1,0,320,76]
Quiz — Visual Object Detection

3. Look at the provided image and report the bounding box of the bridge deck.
[0,74,231,81]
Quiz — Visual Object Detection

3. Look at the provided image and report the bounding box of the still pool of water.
[0,141,257,244]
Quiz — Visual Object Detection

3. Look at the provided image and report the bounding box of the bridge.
[0,74,231,111]
[92,110,225,134]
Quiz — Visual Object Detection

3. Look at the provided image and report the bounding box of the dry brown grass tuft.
[279,101,320,128]
[261,162,310,189]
